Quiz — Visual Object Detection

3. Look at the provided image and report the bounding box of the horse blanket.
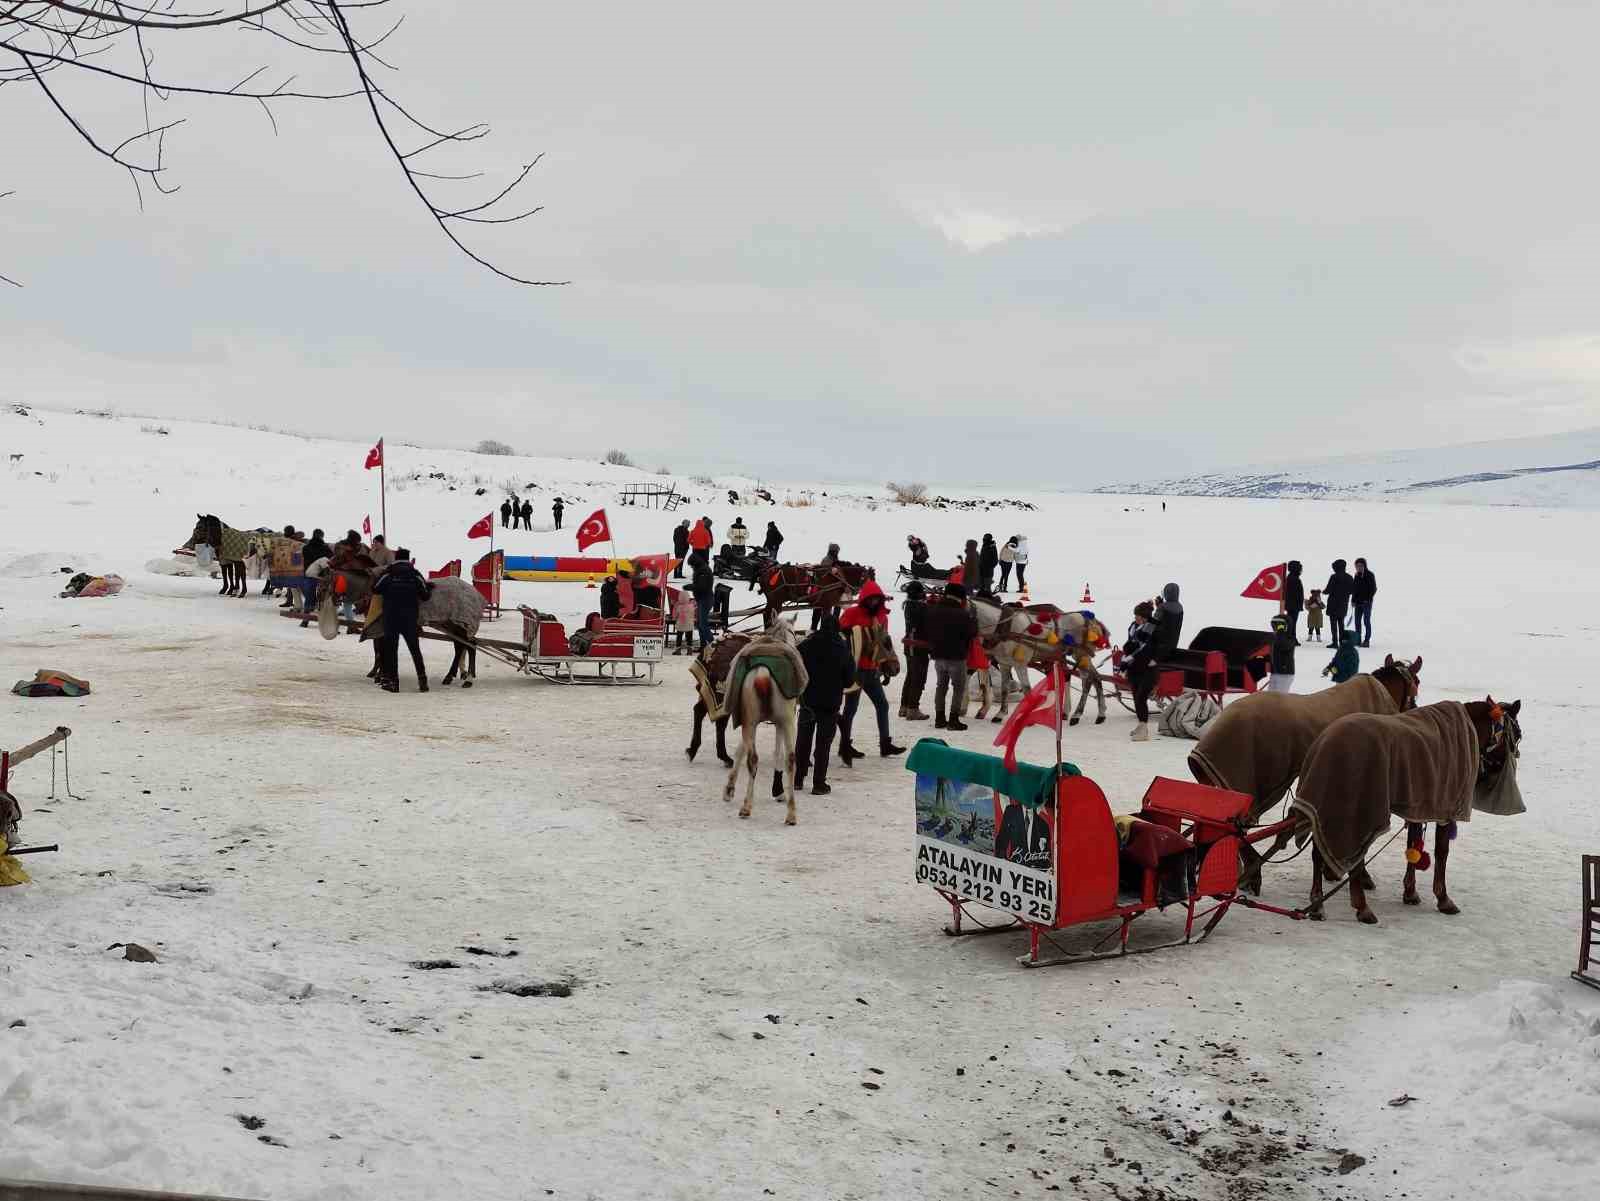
[723,635,808,726]
[689,633,752,717]
[1187,674,1397,820]
[1290,701,1478,877]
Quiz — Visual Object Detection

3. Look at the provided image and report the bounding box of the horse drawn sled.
[909,738,1306,966]
[1104,625,1273,714]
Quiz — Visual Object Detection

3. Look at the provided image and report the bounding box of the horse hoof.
[738,808,751,819]
[461,680,473,689]
[1402,892,1421,906]
[990,716,1003,725]
[1357,909,1379,925]
[1437,897,1460,916]
[1308,909,1325,922]
[718,756,734,768]
[685,747,698,761]
[785,815,797,826]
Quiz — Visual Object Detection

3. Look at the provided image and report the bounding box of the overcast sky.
[5,1,1600,485]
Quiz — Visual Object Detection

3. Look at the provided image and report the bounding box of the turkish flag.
[575,508,612,551]
[364,438,384,470]
[467,512,493,539]
[362,515,372,537]
[1241,562,1288,601]
[992,663,1067,772]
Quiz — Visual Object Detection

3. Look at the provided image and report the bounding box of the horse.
[1289,697,1523,924]
[317,570,484,687]
[757,561,873,628]
[1192,654,1423,894]
[686,631,753,767]
[187,515,254,597]
[966,598,1102,722]
[721,619,805,825]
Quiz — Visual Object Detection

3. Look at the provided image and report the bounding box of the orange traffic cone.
[586,574,597,589]
[1080,582,1094,605]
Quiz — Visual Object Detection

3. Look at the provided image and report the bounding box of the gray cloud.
[4,1,1599,484]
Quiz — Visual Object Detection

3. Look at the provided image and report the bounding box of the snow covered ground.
[1098,425,1600,508]
[1,409,1596,1201]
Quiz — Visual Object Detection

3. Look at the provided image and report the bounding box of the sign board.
[914,771,1056,924]
[633,635,665,661]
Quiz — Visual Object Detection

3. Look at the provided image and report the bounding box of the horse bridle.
[1389,661,1419,710]
[1480,701,1521,779]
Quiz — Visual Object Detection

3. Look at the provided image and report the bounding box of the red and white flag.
[1241,562,1288,601]
[364,438,384,470]
[575,507,612,551]
[362,515,372,537]
[993,662,1067,772]
[467,512,494,540]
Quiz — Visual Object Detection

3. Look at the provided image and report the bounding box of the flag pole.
[379,437,387,539]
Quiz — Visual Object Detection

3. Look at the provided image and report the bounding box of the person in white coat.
[1011,536,1030,592]
[997,537,1018,592]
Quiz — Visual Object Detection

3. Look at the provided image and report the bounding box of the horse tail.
[753,671,772,700]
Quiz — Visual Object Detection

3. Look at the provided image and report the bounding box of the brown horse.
[187,515,252,597]
[757,561,873,627]
[686,631,752,767]
[1294,697,1524,923]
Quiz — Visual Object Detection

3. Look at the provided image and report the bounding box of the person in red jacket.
[837,578,905,762]
[687,517,713,556]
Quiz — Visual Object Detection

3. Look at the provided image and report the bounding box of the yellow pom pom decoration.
[1405,847,1421,865]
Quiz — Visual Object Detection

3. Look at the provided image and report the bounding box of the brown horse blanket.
[689,633,752,716]
[1291,701,1478,876]
[723,635,808,725]
[1187,675,1397,820]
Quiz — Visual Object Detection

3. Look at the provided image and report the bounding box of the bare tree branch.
[2,1,563,285]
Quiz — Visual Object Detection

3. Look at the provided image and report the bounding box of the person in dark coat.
[689,550,715,650]
[921,582,980,730]
[552,497,564,530]
[763,521,784,556]
[1284,560,1305,644]
[795,613,855,795]
[1267,613,1296,693]
[1124,583,1183,740]
[599,576,621,619]
[1350,557,1377,647]
[1323,638,1359,684]
[978,534,999,594]
[672,520,691,578]
[960,539,980,588]
[898,581,931,722]
[373,549,431,693]
[519,498,533,531]
[1324,559,1354,647]
[299,528,333,616]
[500,498,513,530]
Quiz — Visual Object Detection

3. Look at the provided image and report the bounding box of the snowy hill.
[1095,426,1600,507]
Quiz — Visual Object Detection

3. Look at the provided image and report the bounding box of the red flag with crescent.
[575,508,612,551]
[992,663,1067,772]
[467,512,493,540]
[364,438,384,470]
[1241,563,1287,601]
[362,515,372,537]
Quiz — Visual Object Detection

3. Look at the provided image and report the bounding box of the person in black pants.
[519,498,532,531]
[1125,584,1183,740]
[1284,560,1305,644]
[1324,559,1353,646]
[373,550,431,693]
[1350,557,1377,647]
[552,497,565,530]
[898,581,931,721]
[672,520,690,577]
[689,550,716,651]
[795,613,855,796]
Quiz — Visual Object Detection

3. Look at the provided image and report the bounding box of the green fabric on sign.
[727,652,803,703]
[904,738,1078,809]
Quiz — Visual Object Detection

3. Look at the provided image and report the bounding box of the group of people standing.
[499,495,564,531]
[911,533,1030,595]
[1281,558,1377,648]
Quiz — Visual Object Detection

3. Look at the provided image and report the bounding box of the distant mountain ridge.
[1096,427,1600,508]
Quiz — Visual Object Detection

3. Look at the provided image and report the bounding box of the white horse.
[722,619,806,825]
[967,600,1109,723]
